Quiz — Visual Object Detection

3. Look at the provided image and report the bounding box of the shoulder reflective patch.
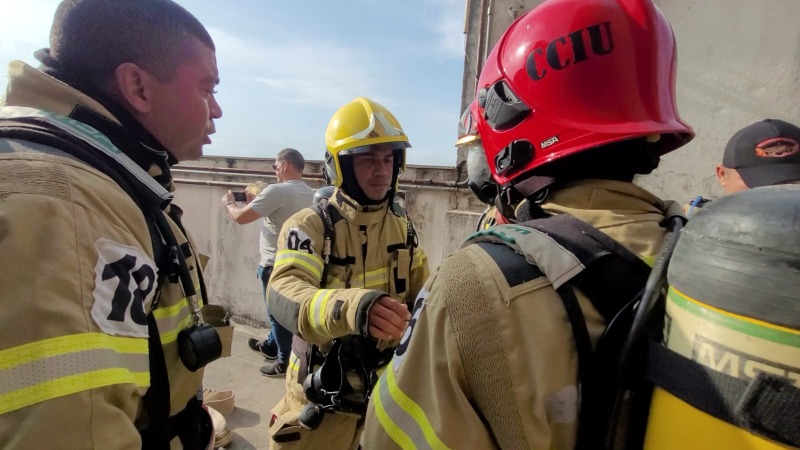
[462,224,585,289]
[91,238,157,338]
[285,227,315,255]
[393,288,428,370]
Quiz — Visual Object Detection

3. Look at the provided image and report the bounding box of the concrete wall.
[172,156,480,326]
[459,0,800,202]
[640,0,800,201]
[177,183,268,327]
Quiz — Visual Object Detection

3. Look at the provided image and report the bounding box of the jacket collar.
[3,58,175,192]
[539,179,674,258]
[330,188,390,226]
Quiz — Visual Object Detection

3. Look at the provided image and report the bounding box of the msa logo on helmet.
[541,136,559,149]
[526,22,615,82]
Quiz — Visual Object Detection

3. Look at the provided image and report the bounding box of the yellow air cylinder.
[644,186,800,450]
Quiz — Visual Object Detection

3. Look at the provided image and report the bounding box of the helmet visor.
[339,141,409,157]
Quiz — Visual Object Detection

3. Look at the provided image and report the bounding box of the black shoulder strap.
[398,204,416,250]
[402,207,417,282]
[519,215,652,322]
[474,242,544,287]
[521,216,658,450]
[388,199,415,247]
[139,314,172,450]
[311,198,337,288]
[471,215,657,450]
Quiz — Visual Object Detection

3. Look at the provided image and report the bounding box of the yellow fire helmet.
[323,97,410,190]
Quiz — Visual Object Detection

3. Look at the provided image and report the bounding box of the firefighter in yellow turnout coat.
[363,181,681,449]
[363,0,697,448]
[0,1,228,448]
[267,98,429,449]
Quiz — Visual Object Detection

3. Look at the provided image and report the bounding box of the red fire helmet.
[475,0,694,186]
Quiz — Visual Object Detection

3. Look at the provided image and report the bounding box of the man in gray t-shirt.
[222,148,315,376]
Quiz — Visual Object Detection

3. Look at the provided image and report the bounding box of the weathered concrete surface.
[443,209,483,259]
[203,323,285,449]
[638,0,800,202]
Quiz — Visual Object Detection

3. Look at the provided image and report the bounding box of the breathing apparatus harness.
[464,205,683,450]
[473,169,684,449]
[296,192,415,430]
[0,106,224,448]
[482,178,800,448]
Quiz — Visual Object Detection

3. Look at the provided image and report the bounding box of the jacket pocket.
[389,249,410,298]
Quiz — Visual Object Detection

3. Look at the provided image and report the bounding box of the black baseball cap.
[723,119,800,188]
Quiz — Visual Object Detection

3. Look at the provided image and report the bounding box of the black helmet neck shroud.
[338,150,403,207]
[492,137,664,221]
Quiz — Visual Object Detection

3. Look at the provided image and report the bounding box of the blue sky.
[0,0,467,167]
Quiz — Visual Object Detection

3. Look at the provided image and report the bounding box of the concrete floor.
[203,322,287,449]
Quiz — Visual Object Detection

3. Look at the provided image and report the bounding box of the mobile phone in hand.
[232,191,247,202]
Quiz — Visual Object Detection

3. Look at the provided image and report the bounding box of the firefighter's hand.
[368,296,411,340]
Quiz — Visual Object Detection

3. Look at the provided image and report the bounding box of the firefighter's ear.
[111,62,156,114]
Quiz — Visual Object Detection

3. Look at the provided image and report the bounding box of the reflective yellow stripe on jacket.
[0,332,150,414]
[309,289,335,333]
[288,352,301,374]
[354,267,391,289]
[372,359,451,450]
[352,252,424,288]
[153,298,194,345]
[275,249,324,280]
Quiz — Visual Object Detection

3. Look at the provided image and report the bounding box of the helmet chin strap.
[495,174,557,221]
[513,174,557,199]
[387,157,402,212]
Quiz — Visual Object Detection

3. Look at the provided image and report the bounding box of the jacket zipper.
[360,225,367,288]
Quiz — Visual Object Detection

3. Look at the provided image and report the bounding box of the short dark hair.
[277,148,305,171]
[49,0,214,84]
